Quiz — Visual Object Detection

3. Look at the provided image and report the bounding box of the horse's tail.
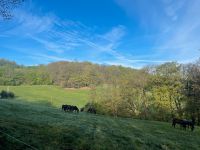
[172,118,176,127]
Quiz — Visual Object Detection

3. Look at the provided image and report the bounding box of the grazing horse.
[184,120,195,131]
[87,107,96,114]
[70,106,79,113]
[62,105,70,112]
[172,118,195,131]
[172,118,183,128]
[80,107,84,112]
[62,104,79,113]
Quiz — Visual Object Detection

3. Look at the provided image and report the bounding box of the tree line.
[0,58,199,124]
[90,60,200,125]
[0,59,52,85]
[0,59,138,87]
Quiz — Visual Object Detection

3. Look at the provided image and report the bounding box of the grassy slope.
[0,85,90,108]
[0,99,200,150]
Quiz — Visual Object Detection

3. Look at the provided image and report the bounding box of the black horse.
[62,104,79,113]
[80,107,84,112]
[87,107,96,114]
[184,120,195,131]
[172,118,195,131]
[70,105,79,113]
[62,105,70,112]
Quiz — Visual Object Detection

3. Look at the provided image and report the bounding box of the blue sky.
[0,0,200,68]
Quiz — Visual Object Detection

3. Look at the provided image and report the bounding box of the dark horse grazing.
[62,104,79,113]
[87,107,96,114]
[70,105,79,113]
[80,107,84,112]
[62,105,69,112]
[172,118,195,131]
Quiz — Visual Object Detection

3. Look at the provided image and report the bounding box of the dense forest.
[0,58,200,124]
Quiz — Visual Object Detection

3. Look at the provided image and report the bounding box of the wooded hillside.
[0,58,200,124]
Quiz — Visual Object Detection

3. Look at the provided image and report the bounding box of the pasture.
[0,85,90,108]
[0,99,200,150]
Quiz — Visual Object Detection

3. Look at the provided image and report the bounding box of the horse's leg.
[179,123,182,129]
[191,125,194,131]
[184,124,186,130]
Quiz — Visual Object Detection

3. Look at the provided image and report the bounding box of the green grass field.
[0,85,90,108]
[0,99,200,150]
[0,86,200,150]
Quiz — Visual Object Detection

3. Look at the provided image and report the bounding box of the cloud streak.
[2,8,140,66]
[115,0,200,65]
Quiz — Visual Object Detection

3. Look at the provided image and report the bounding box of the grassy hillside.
[0,99,200,150]
[0,85,90,108]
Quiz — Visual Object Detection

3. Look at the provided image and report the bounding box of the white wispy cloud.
[2,7,131,65]
[6,10,55,35]
[31,53,70,62]
[102,25,126,43]
[1,8,84,54]
[156,0,200,61]
[115,0,200,66]
[163,0,186,21]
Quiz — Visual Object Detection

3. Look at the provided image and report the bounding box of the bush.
[0,90,15,99]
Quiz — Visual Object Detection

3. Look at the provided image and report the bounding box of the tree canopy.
[0,0,24,19]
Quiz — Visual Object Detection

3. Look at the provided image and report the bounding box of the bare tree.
[0,0,24,19]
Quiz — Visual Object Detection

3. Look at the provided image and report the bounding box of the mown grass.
[0,85,90,108]
[0,99,200,150]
